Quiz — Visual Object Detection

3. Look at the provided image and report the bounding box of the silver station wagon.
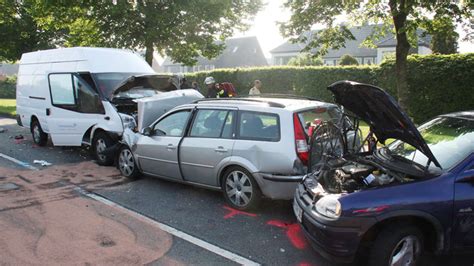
[117,97,344,210]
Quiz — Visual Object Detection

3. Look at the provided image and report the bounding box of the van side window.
[49,74,76,106]
[49,73,104,114]
[238,111,280,141]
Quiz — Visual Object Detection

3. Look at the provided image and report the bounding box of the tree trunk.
[389,0,411,115]
[145,42,154,66]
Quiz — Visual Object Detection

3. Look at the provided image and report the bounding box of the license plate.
[293,200,303,223]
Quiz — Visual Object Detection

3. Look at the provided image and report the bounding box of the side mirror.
[457,170,474,183]
[142,127,153,136]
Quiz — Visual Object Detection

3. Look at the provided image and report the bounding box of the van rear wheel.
[31,120,48,146]
[93,131,114,166]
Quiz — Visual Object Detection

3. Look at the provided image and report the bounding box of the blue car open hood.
[328,81,441,168]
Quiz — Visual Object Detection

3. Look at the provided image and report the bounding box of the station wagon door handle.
[167,144,176,150]
[215,147,228,153]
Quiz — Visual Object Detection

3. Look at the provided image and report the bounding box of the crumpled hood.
[112,74,179,96]
[328,80,440,167]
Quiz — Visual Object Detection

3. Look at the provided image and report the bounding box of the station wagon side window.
[237,111,280,142]
[49,73,104,114]
[153,110,191,137]
[189,109,234,138]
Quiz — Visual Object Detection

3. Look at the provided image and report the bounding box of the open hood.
[328,81,441,168]
[112,74,179,96]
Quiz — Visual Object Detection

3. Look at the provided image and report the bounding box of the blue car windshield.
[388,116,474,169]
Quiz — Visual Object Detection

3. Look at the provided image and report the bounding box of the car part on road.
[118,146,140,178]
[93,131,114,166]
[33,160,52,167]
[368,225,424,266]
[222,166,262,210]
[30,120,47,146]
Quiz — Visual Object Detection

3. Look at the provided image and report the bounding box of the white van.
[16,47,180,165]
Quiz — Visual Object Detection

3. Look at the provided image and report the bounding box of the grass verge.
[0,99,16,117]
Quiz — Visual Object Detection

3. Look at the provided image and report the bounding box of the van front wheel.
[93,131,114,166]
[31,120,48,146]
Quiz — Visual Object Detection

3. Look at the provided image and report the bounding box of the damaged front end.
[299,80,442,219]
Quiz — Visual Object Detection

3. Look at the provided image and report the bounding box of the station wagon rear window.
[297,107,342,135]
[238,111,280,141]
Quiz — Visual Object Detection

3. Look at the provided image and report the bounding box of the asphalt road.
[1,117,473,266]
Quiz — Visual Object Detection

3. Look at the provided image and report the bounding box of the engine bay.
[307,155,412,194]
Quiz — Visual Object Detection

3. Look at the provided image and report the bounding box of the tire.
[368,224,424,266]
[222,166,262,211]
[93,131,114,166]
[117,146,141,179]
[31,119,48,146]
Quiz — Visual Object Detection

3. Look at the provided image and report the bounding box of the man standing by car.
[249,80,262,95]
[205,76,228,98]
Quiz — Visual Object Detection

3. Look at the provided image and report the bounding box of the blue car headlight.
[315,194,342,219]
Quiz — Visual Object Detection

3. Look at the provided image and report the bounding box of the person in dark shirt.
[180,78,191,89]
[204,76,228,98]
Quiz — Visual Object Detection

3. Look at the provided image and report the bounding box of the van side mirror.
[142,127,153,136]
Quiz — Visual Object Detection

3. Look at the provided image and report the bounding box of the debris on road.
[0,127,6,133]
[14,134,24,140]
[33,160,52,166]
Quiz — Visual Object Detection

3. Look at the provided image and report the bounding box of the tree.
[0,0,262,66]
[339,54,359,65]
[427,15,459,54]
[287,53,323,66]
[281,0,472,115]
[0,0,104,62]
[87,0,262,65]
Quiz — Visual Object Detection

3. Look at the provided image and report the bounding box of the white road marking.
[0,151,260,266]
[0,152,38,170]
[76,187,261,266]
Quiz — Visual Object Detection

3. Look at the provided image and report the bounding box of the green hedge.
[185,65,378,102]
[187,54,474,123]
[0,75,16,99]
[377,54,474,123]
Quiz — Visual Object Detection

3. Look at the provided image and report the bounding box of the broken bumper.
[252,173,303,200]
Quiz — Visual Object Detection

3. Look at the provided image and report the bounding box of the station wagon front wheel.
[118,146,140,179]
[222,166,261,211]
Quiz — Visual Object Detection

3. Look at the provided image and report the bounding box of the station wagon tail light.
[293,113,309,165]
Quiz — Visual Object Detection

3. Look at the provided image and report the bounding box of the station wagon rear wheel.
[222,166,261,211]
[118,146,140,178]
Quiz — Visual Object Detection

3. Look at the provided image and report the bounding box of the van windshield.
[94,73,143,100]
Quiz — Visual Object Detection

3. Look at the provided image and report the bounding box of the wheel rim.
[96,138,107,161]
[119,149,135,176]
[33,125,41,143]
[390,235,421,266]
[225,170,253,207]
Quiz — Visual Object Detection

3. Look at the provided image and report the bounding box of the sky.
[233,0,473,58]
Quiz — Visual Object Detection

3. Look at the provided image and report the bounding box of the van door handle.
[215,146,228,153]
[167,144,176,150]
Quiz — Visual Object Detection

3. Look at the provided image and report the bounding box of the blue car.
[293,81,474,266]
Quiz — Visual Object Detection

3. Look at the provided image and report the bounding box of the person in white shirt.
[249,80,262,95]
